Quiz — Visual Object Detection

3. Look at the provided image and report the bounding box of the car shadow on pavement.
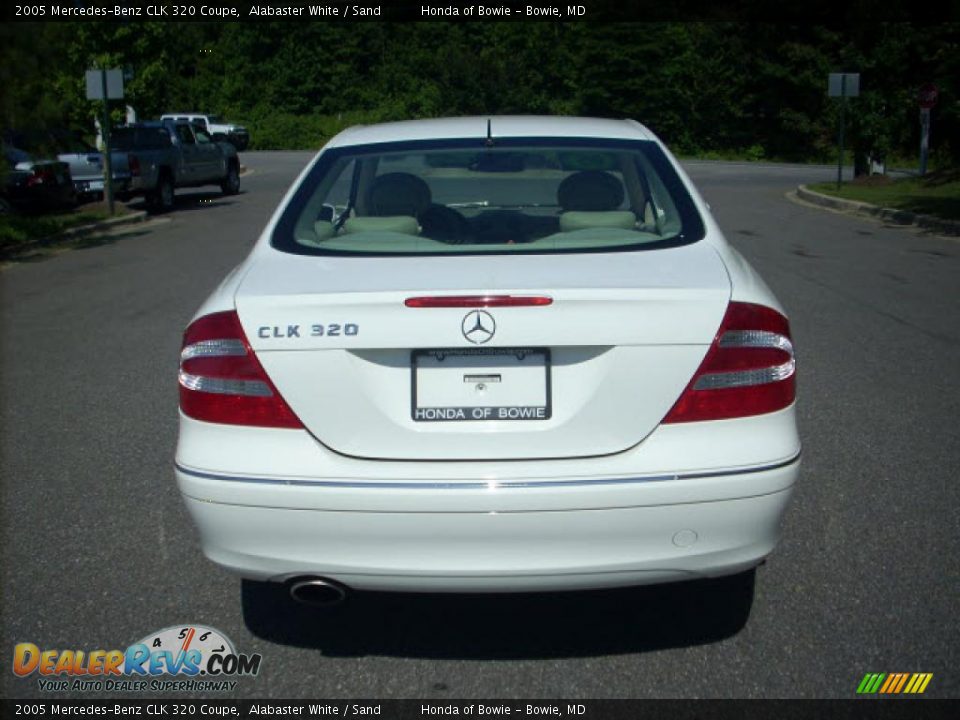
[128,191,242,215]
[241,571,755,659]
[2,229,154,264]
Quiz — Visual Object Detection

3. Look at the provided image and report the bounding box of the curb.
[796,185,960,236]
[2,210,150,258]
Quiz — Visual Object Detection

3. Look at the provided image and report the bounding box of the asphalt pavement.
[1,154,957,699]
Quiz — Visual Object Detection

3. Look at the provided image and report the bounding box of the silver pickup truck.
[112,120,240,211]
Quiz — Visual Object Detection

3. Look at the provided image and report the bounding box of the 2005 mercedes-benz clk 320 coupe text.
[176,116,799,604]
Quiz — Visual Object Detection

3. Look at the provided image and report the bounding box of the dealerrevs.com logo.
[12,625,262,692]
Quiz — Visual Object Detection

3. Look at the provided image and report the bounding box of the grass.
[808,170,960,221]
[0,203,129,254]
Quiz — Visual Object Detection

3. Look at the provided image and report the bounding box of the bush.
[236,109,394,151]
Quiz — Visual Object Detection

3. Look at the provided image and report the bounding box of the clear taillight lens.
[179,311,303,428]
[663,302,796,423]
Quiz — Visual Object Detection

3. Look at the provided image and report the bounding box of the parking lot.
[1,154,957,699]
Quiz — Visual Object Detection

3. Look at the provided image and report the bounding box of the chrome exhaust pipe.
[288,577,349,607]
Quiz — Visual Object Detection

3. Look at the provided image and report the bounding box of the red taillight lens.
[179,311,303,428]
[663,302,796,423]
[405,295,553,308]
[26,169,53,187]
[128,153,140,177]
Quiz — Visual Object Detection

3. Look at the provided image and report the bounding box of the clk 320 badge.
[257,323,359,338]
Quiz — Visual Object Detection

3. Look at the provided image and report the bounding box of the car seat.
[557,170,636,232]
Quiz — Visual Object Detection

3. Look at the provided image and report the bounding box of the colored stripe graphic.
[905,673,934,694]
[857,673,886,694]
[857,672,932,694]
[893,673,910,693]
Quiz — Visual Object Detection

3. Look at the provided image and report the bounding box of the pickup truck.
[160,113,249,150]
[111,120,241,211]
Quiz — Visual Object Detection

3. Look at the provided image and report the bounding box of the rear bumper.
[74,177,130,195]
[176,456,799,592]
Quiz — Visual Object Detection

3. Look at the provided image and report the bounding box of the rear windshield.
[112,127,172,152]
[272,138,704,256]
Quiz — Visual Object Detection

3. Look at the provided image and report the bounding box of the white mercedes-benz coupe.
[176,116,799,605]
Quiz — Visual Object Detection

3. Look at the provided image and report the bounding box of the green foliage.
[0,209,113,251]
[2,21,957,166]
[239,109,388,151]
[0,24,75,169]
[809,172,960,220]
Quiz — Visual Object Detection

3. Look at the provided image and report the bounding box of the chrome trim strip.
[175,452,801,490]
[178,371,272,397]
[180,339,247,362]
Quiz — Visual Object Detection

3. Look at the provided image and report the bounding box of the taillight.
[26,169,53,187]
[179,311,303,428]
[663,302,795,423]
[128,153,140,177]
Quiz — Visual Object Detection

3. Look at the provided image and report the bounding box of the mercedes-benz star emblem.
[461,310,496,344]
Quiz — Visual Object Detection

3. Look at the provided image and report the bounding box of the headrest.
[343,216,420,235]
[557,170,625,212]
[366,173,432,217]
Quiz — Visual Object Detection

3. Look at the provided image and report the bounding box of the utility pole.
[828,73,860,190]
[918,84,938,176]
[85,68,124,215]
[837,79,847,191]
[99,69,115,215]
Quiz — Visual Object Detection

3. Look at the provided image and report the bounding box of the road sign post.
[99,71,114,215]
[828,73,860,190]
[918,84,938,176]
[85,68,124,215]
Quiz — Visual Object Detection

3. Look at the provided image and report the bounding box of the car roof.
[118,121,194,130]
[117,121,169,128]
[325,116,655,148]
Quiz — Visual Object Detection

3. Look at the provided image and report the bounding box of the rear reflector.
[179,311,303,428]
[663,302,796,423]
[405,295,553,308]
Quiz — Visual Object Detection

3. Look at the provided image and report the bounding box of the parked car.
[3,130,131,202]
[2,144,75,213]
[175,116,799,608]
[111,120,240,211]
[160,113,249,151]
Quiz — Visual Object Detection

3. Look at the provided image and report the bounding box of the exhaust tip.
[289,577,349,607]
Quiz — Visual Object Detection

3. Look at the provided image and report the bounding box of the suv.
[160,113,249,151]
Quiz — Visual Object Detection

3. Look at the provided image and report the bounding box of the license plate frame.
[79,180,104,192]
[411,347,552,422]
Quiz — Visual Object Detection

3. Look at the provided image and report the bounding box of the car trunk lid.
[235,244,730,460]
